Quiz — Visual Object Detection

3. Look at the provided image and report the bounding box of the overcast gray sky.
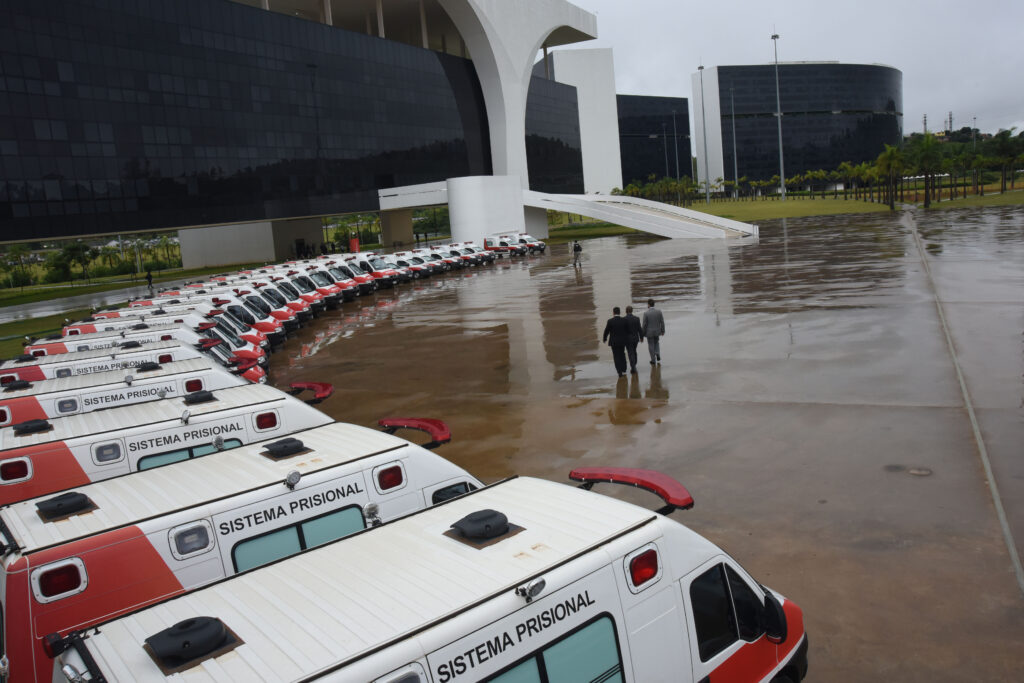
[564,0,1023,151]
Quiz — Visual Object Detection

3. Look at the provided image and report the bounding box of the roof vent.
[137,361,162,372]
[13,354,35,363]
[183,390,215,405]
[261,437,307,460]
[144,617,241,675]
[154,308,166,315]
[120,341,142,349]
[36,491,96,521]
[45,334,63,341]
[13,419,52,436]
[168,299,181,304]
[451,509,508,540]
[3,379,32,392]
[131,323,150,330]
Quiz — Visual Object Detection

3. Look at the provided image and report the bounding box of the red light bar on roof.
[568,467,694,514]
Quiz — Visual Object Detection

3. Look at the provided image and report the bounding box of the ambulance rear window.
[137,439,242,470]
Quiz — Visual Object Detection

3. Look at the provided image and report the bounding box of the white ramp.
[378,182,757,240]
[524,191,757,238]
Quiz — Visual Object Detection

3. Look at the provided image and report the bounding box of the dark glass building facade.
[716,63,902,181]
[616,95,690,186]
[0,0,582,241]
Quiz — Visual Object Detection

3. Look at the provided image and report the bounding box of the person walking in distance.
[601,306,630,377]
[145,269,153,290]
[624,305,643,374]
[572,240,582,267]
[641,298,665,364]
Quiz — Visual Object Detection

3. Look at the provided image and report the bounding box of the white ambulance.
[46,469,808,683]
[63,308,271,352]
[0,382,333,505]
[0,420,480,683]
[0,357,247,426]
[0,340,209,385]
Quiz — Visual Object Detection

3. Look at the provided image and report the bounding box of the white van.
[0,420,480,683]
[0,340,208,385]
[0,357,246,426]
[0,382,333,505]
[47,470,809,683]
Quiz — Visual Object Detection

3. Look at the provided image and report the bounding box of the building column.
[419,0,428,48]
[448,176,525,244]
[376,0,385,38]
[380,209,414,247]
[524,206,549,239]
[321,0,332,26]
[260,0,269,10]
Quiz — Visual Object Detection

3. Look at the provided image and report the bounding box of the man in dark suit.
[602,307,630,377]
[624,305,644,374]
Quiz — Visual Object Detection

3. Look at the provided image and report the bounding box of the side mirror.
[763,591,788,644]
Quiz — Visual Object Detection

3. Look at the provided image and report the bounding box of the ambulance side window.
[487,615,623,683]
[431,481,477,504]
[55,369,72,378]
[690,564,739,661]
[231,505,365,572]
[726,566,764,641]
[137,439,243,470]
[57,398,79,414]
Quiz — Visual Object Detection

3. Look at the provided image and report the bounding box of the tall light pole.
[698,65,710,204]
[662,122,669,179]
[672,110,681,204]
[730,86,738,198]
[771,33,786,201]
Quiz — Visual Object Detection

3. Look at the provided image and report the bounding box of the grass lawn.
[686,197,891,222]
[0,309,94,358]
[0,262,269,307]
[918,189,1024,210]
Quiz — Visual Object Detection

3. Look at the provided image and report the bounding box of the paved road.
[263,206,1024,681]
[0,278,193,325]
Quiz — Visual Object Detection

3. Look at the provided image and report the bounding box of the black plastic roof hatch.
[131,323,150,330]
[262,437,307,459]
[183,390,215,405]
[452,509,509,540]
[3,379,31,392]
[119,341,142,349]
[13,354,35,363]
[13,419,51,436]
[144,617,241,675]
[36,491,96,521]
[136,362,162,372]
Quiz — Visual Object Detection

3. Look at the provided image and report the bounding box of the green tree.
[837,161,856,199]
[989,128,1018,193]
[875,144,905,211]
[910,133,941,207]
[62,241,97,281]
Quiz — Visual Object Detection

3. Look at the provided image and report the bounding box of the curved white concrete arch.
[437,0,597,185]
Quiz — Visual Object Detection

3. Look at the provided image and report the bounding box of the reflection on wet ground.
[270,206,1024,681]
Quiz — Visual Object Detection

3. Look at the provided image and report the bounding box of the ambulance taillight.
[1,459,29,481]
[185,379,204,393]
[629,549,659,587]
[37,563,84,599]
[377,465,403,490]
[158,354,173,363]
[255,412,278,430]
[160,335,172,341]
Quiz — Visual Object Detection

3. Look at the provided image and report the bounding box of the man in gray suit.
[641,298,665,365]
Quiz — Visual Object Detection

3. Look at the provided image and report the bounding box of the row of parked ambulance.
[0,234,807,682]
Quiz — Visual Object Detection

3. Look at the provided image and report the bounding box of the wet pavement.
[0,280,181,324]
[266,206,1024,682]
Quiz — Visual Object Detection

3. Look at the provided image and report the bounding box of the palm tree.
[990,129,1018,193]
[875,145,904,211]
[911,133,941,207]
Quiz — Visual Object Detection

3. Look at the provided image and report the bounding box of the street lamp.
[771,33,786,201]
[662,122,669,179]
[698,65,710,204]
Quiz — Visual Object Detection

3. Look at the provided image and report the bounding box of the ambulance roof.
[43,321,191,344]
[0,340,188,370]
[2,422,424,553]
[0,384,299,451]
[67,477,720,682]
[0,357,222,398]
